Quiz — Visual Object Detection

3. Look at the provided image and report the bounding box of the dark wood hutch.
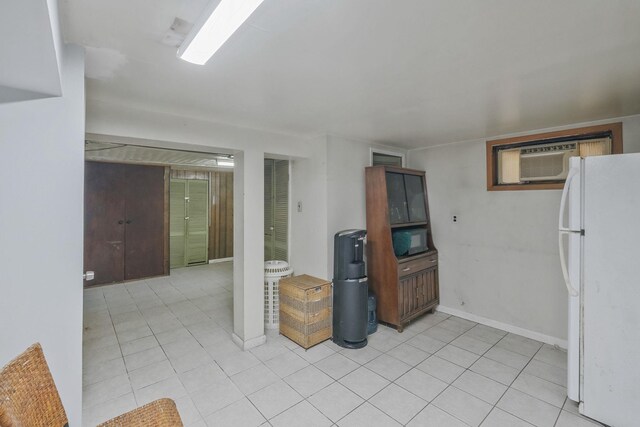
[365,166,439,332]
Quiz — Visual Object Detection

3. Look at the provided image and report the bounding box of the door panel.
[124,164,166,280]
[404,174,427,222]
[186,180,209,265]
[264,159,289,261]
[84,162,126,285]
[264,160,274,260]
[273,160,289,261]
[385,172,409,224]
[581,154,640,426]
[170,179,187,268]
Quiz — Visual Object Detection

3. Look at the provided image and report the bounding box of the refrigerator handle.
[559,231,579,296]
[558,167,580,297]
[558,168,579,232]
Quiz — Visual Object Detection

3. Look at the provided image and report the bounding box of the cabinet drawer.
[398,254,437,277]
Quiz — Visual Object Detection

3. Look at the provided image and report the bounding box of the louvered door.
[264,159,289,261]
[264,160,274,260]
[170,179,187,268]
[170,178,209,267]
[185,180,209,265]
[273,160,289,261]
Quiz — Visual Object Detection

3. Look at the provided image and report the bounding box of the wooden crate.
[279,275,332,349]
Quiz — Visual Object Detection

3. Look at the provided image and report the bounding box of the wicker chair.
[0,343,183,427]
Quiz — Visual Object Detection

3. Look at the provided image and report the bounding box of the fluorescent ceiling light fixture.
[217,160,234,167]
[178,0,264,65]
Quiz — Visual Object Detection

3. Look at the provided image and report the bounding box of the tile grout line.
[409,321,494,427]
[476,335,546,426]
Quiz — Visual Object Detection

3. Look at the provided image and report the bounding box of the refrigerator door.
[581,153,640,427]
[564,157,582,402]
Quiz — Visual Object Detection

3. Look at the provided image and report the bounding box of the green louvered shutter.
[186,180,209,265]
[264,160,274,261]
[170,179,187,268]
[273,160,289,261]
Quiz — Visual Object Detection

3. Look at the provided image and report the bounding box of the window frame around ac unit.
[486,122,623,191]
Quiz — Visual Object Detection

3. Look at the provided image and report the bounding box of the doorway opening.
[83,140,234,286]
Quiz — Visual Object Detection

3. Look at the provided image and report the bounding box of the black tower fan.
[332,229,368,349]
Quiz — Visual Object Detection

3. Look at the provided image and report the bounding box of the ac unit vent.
[520,142,578,182]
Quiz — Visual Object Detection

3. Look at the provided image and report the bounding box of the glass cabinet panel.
[385,172,409,224]
[404,174,427,222]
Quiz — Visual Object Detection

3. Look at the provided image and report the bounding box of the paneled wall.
[209,170,234,260]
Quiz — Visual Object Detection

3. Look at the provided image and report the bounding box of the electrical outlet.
[297,201,302,212]
[453,215,458,223]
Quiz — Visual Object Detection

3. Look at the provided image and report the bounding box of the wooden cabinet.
[84,161,168,286]
[365,166,439,332]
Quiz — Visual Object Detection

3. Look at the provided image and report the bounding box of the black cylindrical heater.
[332,229,368,349]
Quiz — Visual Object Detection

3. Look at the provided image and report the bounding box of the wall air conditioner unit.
[519,142,579,182]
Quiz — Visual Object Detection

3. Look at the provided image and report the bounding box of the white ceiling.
[61,0,640,148]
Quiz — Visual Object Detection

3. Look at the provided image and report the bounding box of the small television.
[392,228,428,257]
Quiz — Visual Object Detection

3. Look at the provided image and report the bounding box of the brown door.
[123,164,166,280]
[84,162,126,285]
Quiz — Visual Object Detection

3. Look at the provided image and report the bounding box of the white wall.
[0,0,63,101]
[289,136,329,279]
[0,45,85,425]
[289,135,407,280]
[408,115,640,343]
[326,136,407,278]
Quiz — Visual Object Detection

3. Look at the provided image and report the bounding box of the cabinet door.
[404,174,427,222]
[124,164,166,280]
[170,179,187,268]
[186,180,209,265]
[264,159,274,260]
[399,274,418,320]
[273,160,289,261]
[264,159,289,261]
[399,267,438,320]
[84,162,126,285]
[416,267,438,309]
[386,172,409,224]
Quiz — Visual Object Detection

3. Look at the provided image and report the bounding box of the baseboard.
[209,257,233,264]
[436,305,568,349]
[231,333,266,350]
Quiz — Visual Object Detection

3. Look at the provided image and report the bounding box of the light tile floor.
[83,262,603,427]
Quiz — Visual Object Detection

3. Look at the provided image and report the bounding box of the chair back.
[0,343,68,427]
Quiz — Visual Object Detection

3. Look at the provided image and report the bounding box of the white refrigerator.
[559,153,640,427]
